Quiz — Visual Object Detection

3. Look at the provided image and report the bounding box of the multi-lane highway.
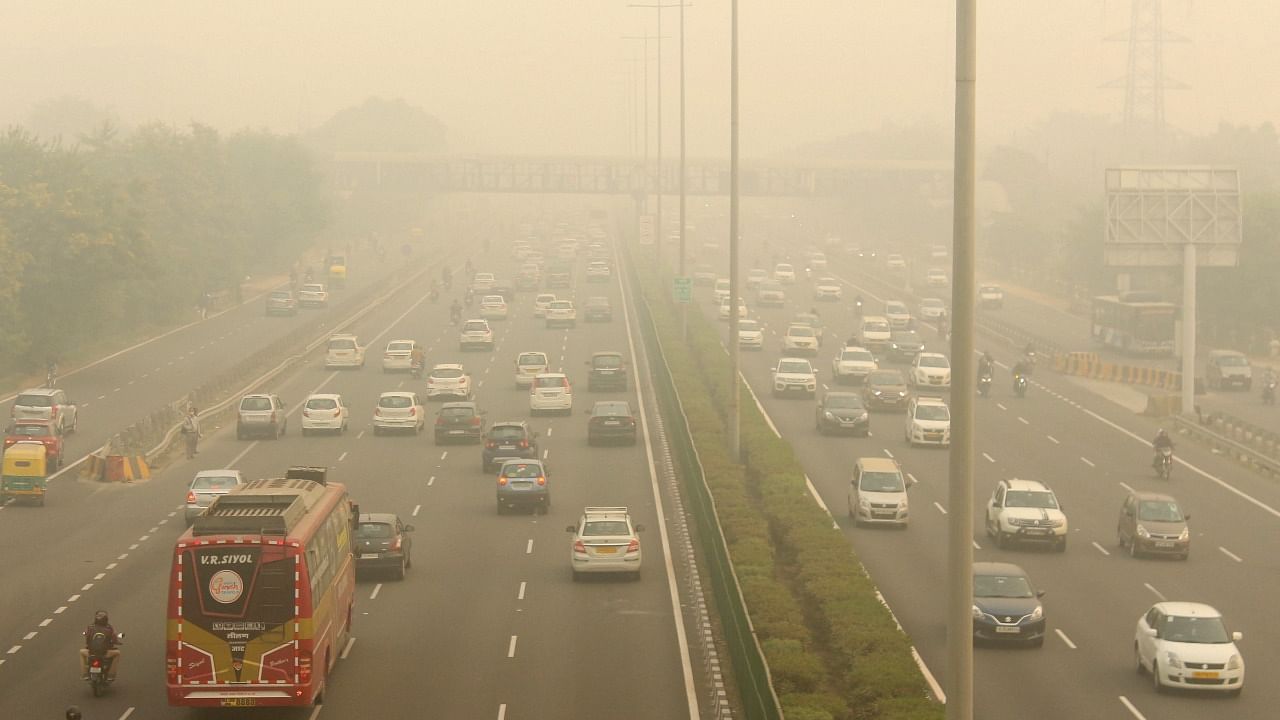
[684,239,1279,719]
[0,216,700,719]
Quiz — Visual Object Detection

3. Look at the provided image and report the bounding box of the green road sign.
[673,276,693,304]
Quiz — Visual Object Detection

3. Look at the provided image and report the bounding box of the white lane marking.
[517,581,527,601]
[39,618,51,627]
[67,594,80,602]
[1118,696,1148,720]
[55,606,67,614]
[113,387,121,392]
[148,527,158,534]
[933,502,948,515]
[23,631,36,640]
[906,472,918,485]
[440,451,448,460]
[971,540,981,550]
[497,705,507,720]
[507,635,518,658]
[981,452,995,463]
[883,449,894,459]
[1046,434,1059,444]
[542,449,549,460]
[128,544,139,550]
[106,562,118,570]
[1017,416,1029,425]
[97,395,106,400]
[225,441,258,469]
[427,476,435,487]
[94,573,106,580]
[81,584,93,591]
[525,539,534,555]
[412,504,421,517]
[340,636,356,660]
[370,583,382,600]
[1080,456,1095,468]
[337,451,348,462]
[1144,582,1165,601]
[167,510,176,517]
[1091,541,1111,556]
[6,646,20,654]
[117,554,128,561]
[546,427,553,437]
[1119,481,1136,493]
[308,704,324,720]
[357,430,365,439]
[1055,628,1078,649]
[996,402,1007,410]
[1219,546,1243,563]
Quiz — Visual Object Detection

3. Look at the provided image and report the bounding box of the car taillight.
[536,476,546,486]
[375,407,382,416]
[485,440,496,449]
[435,417,444,425]
[390,537,401,551]
[627,539,640,553]
[498,476,508,486]
[519,440,529,449]
[471,417,481,426]
[408,407,416,416]
[573,540,587,554]
[270,411,278,422]
[303,408,311,417]
[186,491,197,504]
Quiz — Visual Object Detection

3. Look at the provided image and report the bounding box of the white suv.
[533,293,557,318]
[771,358,818,398]
[832,346,877,384]
[782,325,819,355]
[567,506,645,580]
[985,479,1068,552]
[911,352,952,389]
[515,351,549,388]
[426,363,472,400]
[545,300,577,328]
[459,319,495,351]
[11,388,78,434]
[325,334,366,369]
[904,396,950,447]
[530,373,574,415]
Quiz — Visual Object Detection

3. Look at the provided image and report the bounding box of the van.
[847,457,912,528]
[325,334,365,369]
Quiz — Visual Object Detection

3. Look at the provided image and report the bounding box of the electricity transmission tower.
[1104,0,1187,136]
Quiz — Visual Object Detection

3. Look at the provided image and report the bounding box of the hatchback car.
[426,363,472,400]
[757,280,786,307]
[888,330,925,363]
[497,460,551,514]
[972,562,1046,647]
[530,373,573,415]
[847,457,911,527]
[773,263,796,283]
[925,268,948,286]
[831,346,877,384]
[434,401,486,443]
[814,277,843,301]
[862,370,910,411]
[482,421,540,472]
[884,300,913,329]
[567,506,645,580]
[587,401,638,445]
[545,300,577,328]
[459,319,495,351]
[325,333,365,369]
[355,513,414,580]
[586,351,628,392]
[860,316,893,353]
[297,283,329,308]
[911,352,952,389]
[265,289,298,316]
[381,339,418,372]
[985,478,1068,551]
[533,293,557,318]
[772,358,818,398]
[745,268,769,288]
[791,313,825,345]
[3,420,64,467]
[738,319,765,350]
[1206,349,1252,390]
[978,284,1005,309]
[584,296,613,322]
[815,392,869,436]
[301,393,349,435]
[585,261,612,281]
[919,297,946,320]
[1135,602,1243,695]
[479,295,509,320]
[372,391,425,435]
[904,396,951,447]
[183,470,245,524]
[236,393,287,439]
[11,388,78,434]
[1117,491,1190,559]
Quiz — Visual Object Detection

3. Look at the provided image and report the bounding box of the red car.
[4,420,64,468]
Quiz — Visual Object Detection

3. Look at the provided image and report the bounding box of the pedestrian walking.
[182,407,201,459]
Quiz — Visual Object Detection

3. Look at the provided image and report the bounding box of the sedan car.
[978,284,1005,309]
[479,295,509,320]
[459,319,495,351]
[814,277,843,301]
[301,393,348,435]
[862,370,910,411]
[1117,491,1190,559]
[381,339,417,372]
[1135,602,1243,695]
[530,373,573,415]
[738,319,765,350]
[919,297,946,320]
[773,263,796,283]
[355,513,414,580]
[426,363,472,400]
[584,296,613,322]
[184,470,245,524]
[972,562,1046,647]
[567,506,645,580]
[434,401,486,443]
[832,346,877,385]
[545,300,577,328]
[482,421,540,472]
[497,459,551,514]
[372,391,425,435]
[815,392,870,436]
[265,290,298,316]
[587,400,638,445]
[772,358,818,398]
[985,478,1068,552]
[297,283,329,308]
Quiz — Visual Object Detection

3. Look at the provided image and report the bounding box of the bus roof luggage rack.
[285,466,328,485]
[191,493,307,537]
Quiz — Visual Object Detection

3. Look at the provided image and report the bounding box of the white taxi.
[904,396,950,447]
[514,351,549,389]
[567,506,644,580]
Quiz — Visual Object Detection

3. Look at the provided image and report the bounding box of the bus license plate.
[221,698,257,707]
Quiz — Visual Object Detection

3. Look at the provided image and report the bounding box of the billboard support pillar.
[1182,242,1197,416]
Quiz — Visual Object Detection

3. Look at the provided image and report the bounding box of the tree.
[308,97,447,154]
[24,96,122,146]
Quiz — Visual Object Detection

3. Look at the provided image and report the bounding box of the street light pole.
[727,0,741,461]
[679,0,688,340]
[622,33,662,239]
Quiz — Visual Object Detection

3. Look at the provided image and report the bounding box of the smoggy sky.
[2,1,1276,157]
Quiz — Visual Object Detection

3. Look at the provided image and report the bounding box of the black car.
[972,562,1046,647]
[586,351,628,391]
[265,290,298,316]
[496,459,551,514]
[515,273,539,291]
[482,421,540,472]
[584,296,613,322]
[586,400,638,445]
[888,330,925,363]
[546,265,573,288]
[814,392,870,436]
[863,370,910,411]
[354,513,414,580]
[434,401,486,444]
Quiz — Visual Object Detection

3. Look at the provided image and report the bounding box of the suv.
[236,393,287,439]
[265,289,298,316]
[496,459,552,514]
[863,369,910,411]
[530,373,573,415]
[459,319,495,351]
[183,470,245,524]
[1116,491,1190,560]
[832,346,877,384]
[860,316,892,353]
[566,506,645,580]
[11,388,78,434]
[1206,349,1252,390]
[482,421,540,472]
[771,358,818,398]
[546,300,577,328]
[297,283,328,308]
[514,351,549,389]
[586,351,628,391]
[815,392,869,436]
[782,325,820,356]
[757,280,786,307]
[985,478,1068,552]
[325,333,365,369]
[587,400,638,445]
[434,401,486,443]
[888,330,925,363]
[584,296,613,322]
[426,363,472,400]
[847,457,911,528]
[904,396,950,447]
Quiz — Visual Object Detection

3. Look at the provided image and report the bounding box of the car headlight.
[825,412,836,420]
[1137,525,1150,538]
[1227,654,1242,671]
[857,412,868,421]
[1165,651,1183,669]
[873,389,883,396]
[972,605,984,620]
[891,343,898,350]
[898,391,907,397]
[1031,605,1043,621]
[912,423,923,434]
[1178,527,1189,541]
[1049,518,1065,528]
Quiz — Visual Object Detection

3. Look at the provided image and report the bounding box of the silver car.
[184,470,245,524]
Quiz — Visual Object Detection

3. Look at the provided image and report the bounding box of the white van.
[325,334,365,369]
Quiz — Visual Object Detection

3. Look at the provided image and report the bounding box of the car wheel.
[373,427,382,436]
[1128,536,1140,558]
[995,530,1008,549]
[1134,643,1145,674]
[1030,636,1044,648]
[631,570,641,581]
[496,501,505,515]
[1152,661,1164,693]
[1055,537,1067,553]
[571,569,580,582]
[393,559,405,581]
[405,551,413,569]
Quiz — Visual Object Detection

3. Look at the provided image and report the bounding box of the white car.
[832,346,878,384]
[568,506,644,580]
[693,265,717,285]
[919,298,946,320]
[807,252,828,271]
[530,373,573,415]
[586,261,611,281]
[771,358,818,398]
[757,280,786,307]
[325,333,365,369]
[926,268,948,287]
[930,244,948,261]
[426,363,472,400]
[545,300,577,328]
[381,339,418,372]
[713,278,731,304]
[979,284,1005,309]
[372,391,425,435]
[301,393,348,435]
[847,457,912,528]
[533,293,557,317]
[719,297,747,321]
[886,254,906,270]
[746,268,769,288]
[10,387,78,433]
[738,319,765,350]
[782,325,820,355]
[515,351,549,388]
[985,478,1068,552]
[1135,602,1244,696]
[814,277,842,301]
[911,352,952,389]
[884,300,913,329]
[904,396,950,447]
[773,263,796,283]
[860,316,893,352]
[459,319,495,351]
[297,283,329,308]
[479,295,509,320]
[470,272,496,292]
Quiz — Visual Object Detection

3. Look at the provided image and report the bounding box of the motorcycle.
[1154,447,1173,480]
[854,300,863,318]
[429,288,439,303]
[1013,373,1028,398]
[1263,379,1277,406]
[85,631,123,697]
[410,360,424,379]
[1023,351,1037,375]
[978,373,992,398]
[442,274,453,290]
[464,290,474,307]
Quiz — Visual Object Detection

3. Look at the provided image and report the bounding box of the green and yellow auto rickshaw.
[1,441,49,506]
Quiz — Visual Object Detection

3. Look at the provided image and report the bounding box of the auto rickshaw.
[1,442,49,506]
[327,254,347,289]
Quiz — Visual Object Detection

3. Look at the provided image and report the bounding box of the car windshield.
[305,398,338,410]
[740,320,760,332]
[824,395,863,410]
[818,278,838,286]
[893,332,920,343]
[240,397,272,411]
[379,395,414,409]
[550,302,571,309]
[593,403,630,416]
[593,356,623,369]
[1215,355,1248,367]
[536,295,555,304]
[388,342,413,352]
[10,424,49,435]
[778,360,811,374]
[463,322,488,332]
[441,406,475,418]
[915,405,950,421]
[1159,615,1230,644]
[788,327,815,338]
[920,356,949,368]
[482,296,504,305]
[583,520,630,537]
[193,475,240,491]
[328,339,355,350]
[922,300,943,309]
[432,368,464,379]
[841,350,874,362]
[302,284,324,292]
[868,371,902,386]
[776,264,793,272]
[270,291,291,300]
[886,303,907,314]
[860,471,905,493]
[1138,500,1184,522]
[15,395,52,408]
[864,321,890,333]
[535,376,566,388]
[501,463,542,478]
[356,522,394,539]
[490,426,525,440]
[519,355,546,366]
[1005,490,1059,509]
[974,574,1034,598]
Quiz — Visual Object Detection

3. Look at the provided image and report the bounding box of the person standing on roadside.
[182,407,201,459]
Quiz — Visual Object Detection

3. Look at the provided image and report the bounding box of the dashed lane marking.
[933,502,948,515]
[412,504,421,517]
[38,619,51,627]
[1080,457,1096,468]
[370,583,383,600]
[1055,629,1078,649]
[1047,435,1059,444]
[440,451,448,460]
[23,632,36,641]
[341,637,356,660]
[1118,481,1135,493]
[498,705,507,720]
[517,581,527,601]
[981,452,995,463]
[507,635,518,658]
[1091,541,1111,556]
[525,539,534,554]
[428,476,435,487]
[54,606,67,614]
[996,402,1007,410]
[1118,696,1148,720]
[337,452,348,462]
[1144,583,1165,601]
[1219,546,1243,563]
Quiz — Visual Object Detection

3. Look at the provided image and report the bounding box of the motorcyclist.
[854,294,864,314]
[977,352,994,381]
[45,357,58,387]
[66,707,82,720]
[80,611,121,682]
[1012,359,1030,392]
[410,345,426,375]
[1152,428,1175,467]
[449,299,463,324]
[937,309,950,339]
[1262,368,1277,403]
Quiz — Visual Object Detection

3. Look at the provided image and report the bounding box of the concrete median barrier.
[1053,351,1182,391]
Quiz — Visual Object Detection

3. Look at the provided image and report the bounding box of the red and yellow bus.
[166,467,356,708]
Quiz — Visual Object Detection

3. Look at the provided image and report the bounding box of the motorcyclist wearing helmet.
[977,352,994,381]
[449,299,463,324]
[80,611,121,681]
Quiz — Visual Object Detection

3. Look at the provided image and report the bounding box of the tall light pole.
[727,0,741,461]
[678,0,688,340]
[947,1,977,719]
[622,33,663,238]
[630,3,686,265]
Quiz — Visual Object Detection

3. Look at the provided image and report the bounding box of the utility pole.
[727,0,740,461]
[947,1,976,719]
[679,0,688,340]
[622,33,662,240]
[630,4,685,266]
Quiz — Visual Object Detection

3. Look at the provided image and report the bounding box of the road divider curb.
[1052,352,1182,391]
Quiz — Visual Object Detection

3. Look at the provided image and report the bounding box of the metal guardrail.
[1174,412,1280,478]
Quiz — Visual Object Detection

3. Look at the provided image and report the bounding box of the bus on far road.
[1091,292,1176,356]
[166,467,356,709]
